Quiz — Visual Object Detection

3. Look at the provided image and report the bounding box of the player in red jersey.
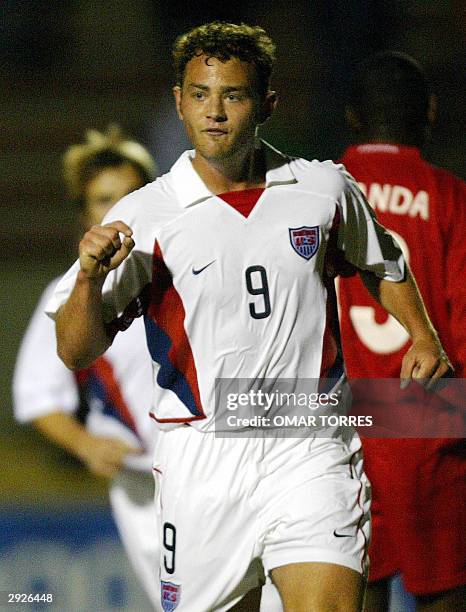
[338,52,466,611]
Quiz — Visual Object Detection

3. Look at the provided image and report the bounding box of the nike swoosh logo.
[192,260,216,275]
[333,530,354,538]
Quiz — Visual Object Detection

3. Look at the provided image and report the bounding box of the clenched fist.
[79,220,135,279]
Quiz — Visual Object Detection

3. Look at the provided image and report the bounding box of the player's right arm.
[33,412,139,478]
[56,221,135,370]
[14,279,141,478]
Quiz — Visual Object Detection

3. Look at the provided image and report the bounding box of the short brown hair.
[63,125,157,206]
[173,21,276,97]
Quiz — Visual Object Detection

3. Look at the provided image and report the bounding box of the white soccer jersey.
[15,279,157,471]
[47,142,405,433]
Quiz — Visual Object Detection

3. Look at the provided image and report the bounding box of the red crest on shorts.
[161,581,181,611]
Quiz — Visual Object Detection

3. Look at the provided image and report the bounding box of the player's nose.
[206,96,227,122]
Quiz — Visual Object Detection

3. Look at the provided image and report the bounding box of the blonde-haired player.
[13,126,161,607]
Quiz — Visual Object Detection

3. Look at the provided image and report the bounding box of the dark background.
[1,0,464,504]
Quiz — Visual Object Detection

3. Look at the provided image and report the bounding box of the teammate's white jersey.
[15,279,157,471]
[47,142,405,432]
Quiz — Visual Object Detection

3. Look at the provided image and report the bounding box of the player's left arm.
[362,268,452,388]
[336,166,452,387]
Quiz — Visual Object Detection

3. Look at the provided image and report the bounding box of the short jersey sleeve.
[337,168,406,281]
[13,279,79,422]
[45,189,155,324]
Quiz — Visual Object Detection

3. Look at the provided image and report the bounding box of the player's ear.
[173,85,183,120]
[345,106,361,131]
[258,90,277,125]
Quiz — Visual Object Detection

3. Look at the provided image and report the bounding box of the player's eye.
[226,93,241,101]
[95,196,113,204]
[192,91,205,100]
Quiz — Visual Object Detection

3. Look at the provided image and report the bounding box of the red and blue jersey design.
[49,144,405,432]
[145,241,204,423]
[77,358,141,440]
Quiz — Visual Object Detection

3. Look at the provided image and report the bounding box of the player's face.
[82,163,144,228]
[174,55,275,163]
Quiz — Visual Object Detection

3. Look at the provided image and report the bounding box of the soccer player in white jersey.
[13,127,161,606]
[47,23,452,612]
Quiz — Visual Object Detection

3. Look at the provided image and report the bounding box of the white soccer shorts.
[154,427,370,611]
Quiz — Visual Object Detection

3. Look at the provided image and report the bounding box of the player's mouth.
[203,128,228,136]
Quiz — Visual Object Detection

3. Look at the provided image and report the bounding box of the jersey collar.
[170,140,296,209]
[344,143,422,158]
[263,140,297,187]
[170,150,212,208]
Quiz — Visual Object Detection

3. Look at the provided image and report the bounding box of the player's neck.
[355,130,425,149]
[191,144,266,195]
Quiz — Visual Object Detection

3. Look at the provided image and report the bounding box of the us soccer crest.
[289,226,320,260]
[161,581,181,611]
